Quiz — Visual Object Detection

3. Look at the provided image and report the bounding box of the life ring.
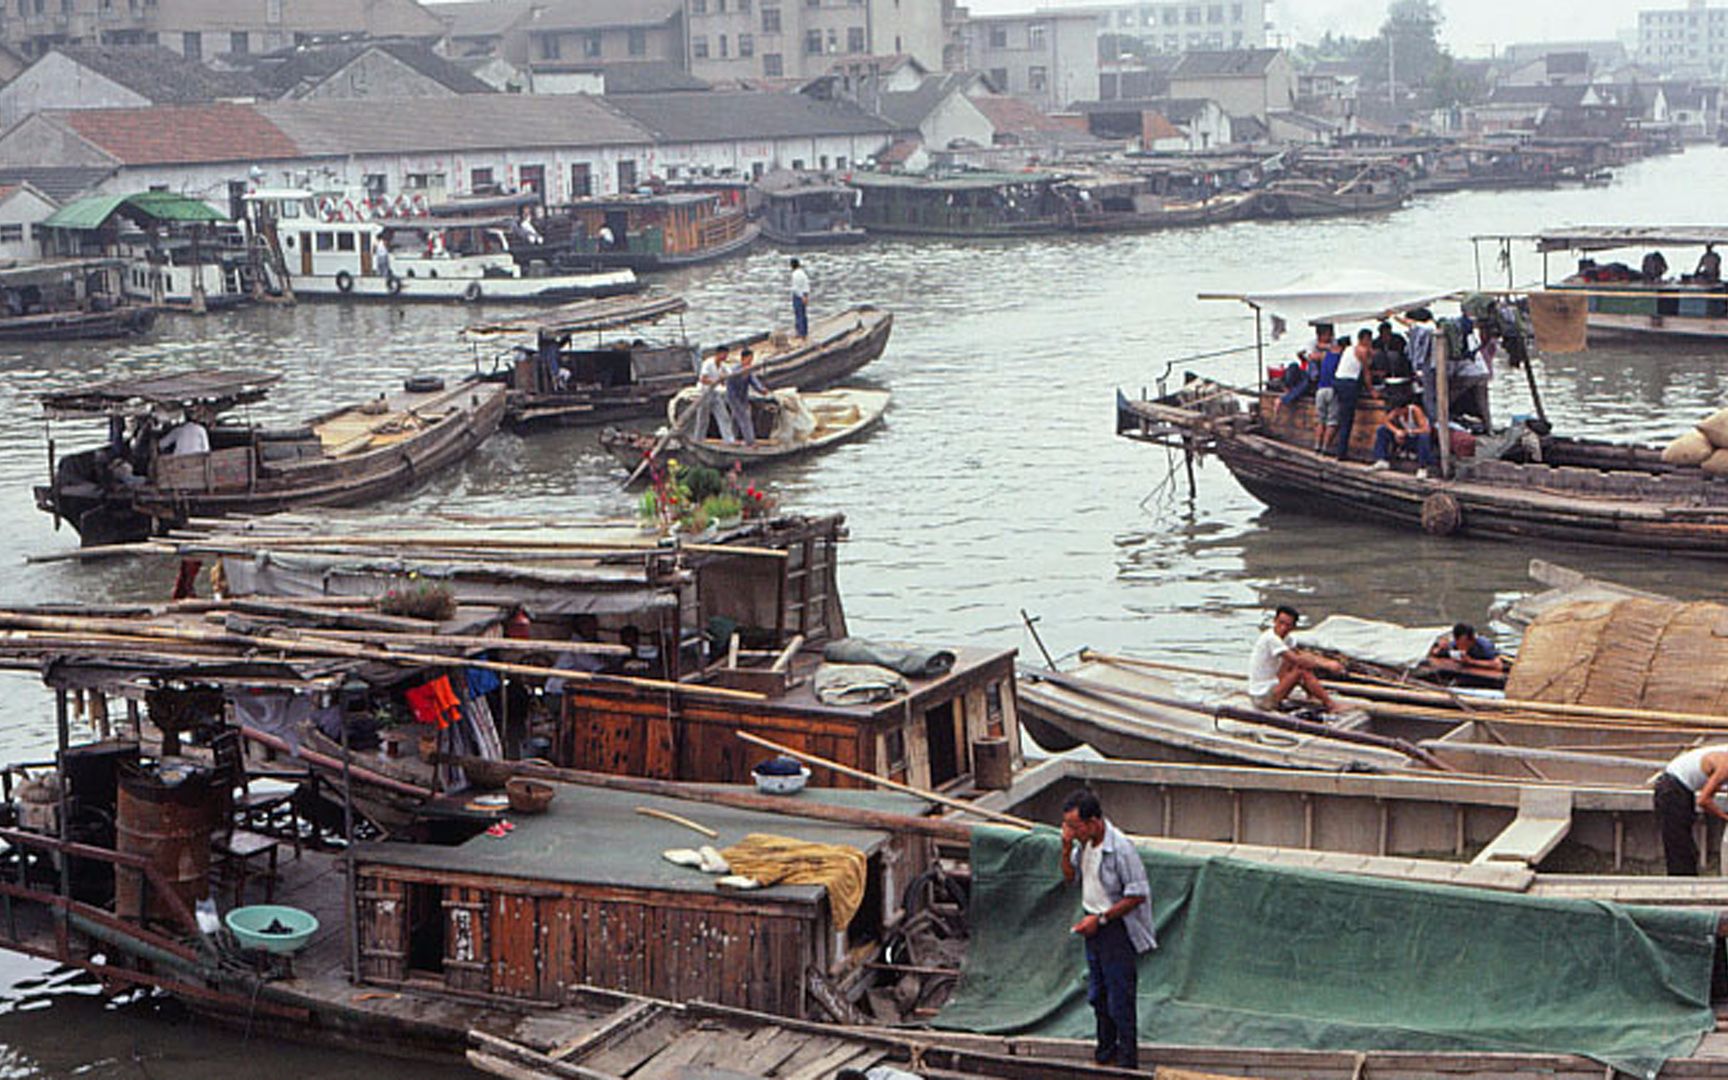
[1421,492,1462,536]
[335,270,354,293]
[341,199,357,221]
[386,274,403,296]
[463,282,483,303]
[404,375,445,393]
[318,197,337,222]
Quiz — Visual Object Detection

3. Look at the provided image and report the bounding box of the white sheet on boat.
[1234,270,1455,326]
[1292,615,1448,671]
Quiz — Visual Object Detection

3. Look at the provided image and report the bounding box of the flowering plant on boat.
[377,578,456,621]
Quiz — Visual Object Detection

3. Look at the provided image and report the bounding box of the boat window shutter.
[356,873,409,982]
[444,885,490,992]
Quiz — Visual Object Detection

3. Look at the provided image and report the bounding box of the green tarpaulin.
[43,191,226,231]
[938,826,1717,1080]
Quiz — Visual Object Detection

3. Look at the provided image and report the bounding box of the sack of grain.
[1703,448,1728,477]
[1697,407,1728,448]
[1663,428,1715,466]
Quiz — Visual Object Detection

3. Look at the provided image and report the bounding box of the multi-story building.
[681,0,953,82]
[0,0,446,60]
[1638,0,1728,74]
[1075,0,1268,54]
[959,12,1098,110]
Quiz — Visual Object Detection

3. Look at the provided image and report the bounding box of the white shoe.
[1415,468,1429,479]
[1370,460,1390,471]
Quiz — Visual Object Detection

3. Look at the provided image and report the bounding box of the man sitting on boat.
[1692,245,1721,284]
[1427,623,1507,675]
[1270,324,1332,421]
[1369,383,1433,478]
[1247,605,1342,714]
[158,408,212,457]
[1641,250,1669,283]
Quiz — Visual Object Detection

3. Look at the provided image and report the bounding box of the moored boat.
[1060,175,1257,234]
[535,190,759,272]
[0,259,156,341]
[34,369,505,545]
[1251,169,1409,219]
[849,171,1070,238]
[757,171,869,246]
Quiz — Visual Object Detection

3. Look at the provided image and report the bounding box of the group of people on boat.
[1272,299,1520,473]
[695,343,768,445]
[1572,246,1722,287]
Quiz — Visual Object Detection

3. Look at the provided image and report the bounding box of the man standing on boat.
[371,232,392,284]
[1247,605,1342,714]
[1059,790,1155,1070]
[1654,745,1728,875]
[696,345,738,443]
[790,258,811,339]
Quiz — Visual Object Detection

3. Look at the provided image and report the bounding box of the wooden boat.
[0,259,156,340]
[849,171,1070,238]
[536,191,759,272]
[1477,227,1728,342]
[1251,172,1408,219]
[665,385,890,469]
[1116,276,1728,554]
[1061,175,1258,234]
[35,369,506,545]
[757,172,869,246]
[1018,654,1671,786]
[468,293,891,429]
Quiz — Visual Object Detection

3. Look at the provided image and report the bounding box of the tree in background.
[1365,0,1446,91]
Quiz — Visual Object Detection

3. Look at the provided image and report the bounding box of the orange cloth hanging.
[405,676,461,730]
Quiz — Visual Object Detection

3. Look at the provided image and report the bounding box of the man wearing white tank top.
[1655,745,1728,875]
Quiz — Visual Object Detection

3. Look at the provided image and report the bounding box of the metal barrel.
[114,765,219,922]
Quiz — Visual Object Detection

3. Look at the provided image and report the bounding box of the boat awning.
[42,367,281,417]
[1525,227,1728,253]
[465,290,688,339]
[43,191,228,231]
[1209,270,1457,325]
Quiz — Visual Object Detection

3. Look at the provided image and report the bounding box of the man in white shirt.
[371,233,392,281]
[1059,789,1155,1070]
[1329,331,1372,459]
[1247,605,1342,713]
[789,257,811,339]
[695,345,738,443]
[158,413,210,456]
[1655,745,1728,876]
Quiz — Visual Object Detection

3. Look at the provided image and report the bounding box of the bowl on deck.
[226,905,319,954]
[752,758,811,795]
[505,777,555,814]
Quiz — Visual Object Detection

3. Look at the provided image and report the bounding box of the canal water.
[0,147,1723,1073]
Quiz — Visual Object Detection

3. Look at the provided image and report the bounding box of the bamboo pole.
[634,806,718,838]
[25,541,173,564]
[0,610,763,703]
[182,533,790,559]
[282,627,630,656]
[444,755,972,842]
[735,731,1035,830]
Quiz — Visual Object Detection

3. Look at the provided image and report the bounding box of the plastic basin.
[226,904,319,954]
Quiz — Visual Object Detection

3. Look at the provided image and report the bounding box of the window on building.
[182,30,200,58]
[693,35,709,58]
[1163,34,1179,50]
[847,25,864,52]
[988,66,1008,88]
[1185,6,1200,24]
[691,0,706,11]
[583,31,601,57]
[835,155,847,169]
[719,33,729,56]
[1232,30,1242,45]
[538,33,560,60]
[819,154,830,169]
[1028,65,1047,91]
[762,5,780,32]
[230,31,248,54]
[617,159,638,192]
[738,0,752,10]
[520,164,545,195]
[1208,4,1222,22]
[1231,2,1243,20]
[471,167,494,190]
[988,24,1007,47]
[405,171,445,191]
[570,163,592,197]
[763,51,783,75]
[628,27,646,55]
[804,29,821,54]
[739,32,754,56]
[1163,8,1178,24]
[826,27,837,51]
[363,173,388,196]
[1029,23,1046,48]
[0,224,23,243]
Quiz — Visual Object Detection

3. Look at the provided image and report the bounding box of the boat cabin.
[541,191,757,270]
[39,190,249,313]
[351,782,932,1015]
[0,257,152,340]
[757,173,867,246]
[848,172,1069,237]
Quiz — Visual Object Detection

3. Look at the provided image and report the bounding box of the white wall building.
[1638,0,1728,74]
[960,12,1099,110]
[1074,0,1268,53]
[0,182,58,261]
[683,0,953,82]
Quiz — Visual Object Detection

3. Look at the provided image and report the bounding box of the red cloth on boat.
[405,676,461,729]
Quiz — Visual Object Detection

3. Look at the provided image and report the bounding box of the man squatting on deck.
[1247,605,1342,714]
[1060,790,1156,1070]
[1655,745,1728,876]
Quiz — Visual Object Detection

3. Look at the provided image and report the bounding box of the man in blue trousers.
[789,257,810,338]
[1060,790,1156,1070]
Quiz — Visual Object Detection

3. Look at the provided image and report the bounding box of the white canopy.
[1218,270,1457,327]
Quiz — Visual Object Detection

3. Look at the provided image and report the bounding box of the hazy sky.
[963,0,1638,56]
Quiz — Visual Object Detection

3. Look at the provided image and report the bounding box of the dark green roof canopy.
[43,190,227,231]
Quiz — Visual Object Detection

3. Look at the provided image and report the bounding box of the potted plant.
[702,493,744,530]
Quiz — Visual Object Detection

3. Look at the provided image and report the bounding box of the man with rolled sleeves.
[1060,789,1156,1070]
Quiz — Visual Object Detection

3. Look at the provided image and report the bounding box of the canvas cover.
[1292,614,1448,670]
[938,826,1716,1080]
[1236,270,1454,326]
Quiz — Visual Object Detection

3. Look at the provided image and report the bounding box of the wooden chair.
[208,727,283,906]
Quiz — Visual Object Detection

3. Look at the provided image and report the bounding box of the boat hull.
[0,306,156,341]
[549,224,760,272]
[289,269,640,303]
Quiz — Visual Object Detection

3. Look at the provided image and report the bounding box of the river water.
[0,147,1723,1073]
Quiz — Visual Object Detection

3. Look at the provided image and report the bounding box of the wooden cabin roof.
[353,781,928,900]
[41,367,281,416]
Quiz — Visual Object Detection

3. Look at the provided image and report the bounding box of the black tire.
[335,270,354,293]
[386,275,403,296]
[463,282,482,303]
[404,375,445,394]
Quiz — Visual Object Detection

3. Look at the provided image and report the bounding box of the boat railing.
[0,823,203,948]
